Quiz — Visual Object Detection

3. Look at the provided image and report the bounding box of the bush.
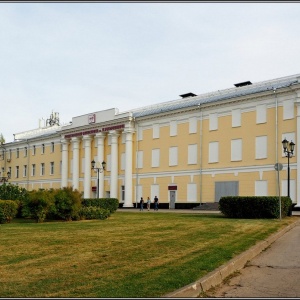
[219,196,293,219]
[82,198,119,213]
[0,200,18,223]
[51,187,83,221]
[22,190,55,223]
[0,183,29,217]
[78,206,110,220]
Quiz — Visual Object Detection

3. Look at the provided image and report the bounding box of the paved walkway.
[208,219,300,298]
[117,208,222,214]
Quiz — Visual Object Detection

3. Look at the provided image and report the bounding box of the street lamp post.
[91,160,106,198]
[0,171,10,183]
[282,138,295,198]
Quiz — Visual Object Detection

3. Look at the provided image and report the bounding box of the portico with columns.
[59,108,135,205]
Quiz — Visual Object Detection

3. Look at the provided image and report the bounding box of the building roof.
[132,75,299,118]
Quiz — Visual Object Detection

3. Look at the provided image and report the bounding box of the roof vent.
[180,92,197,98]
[234,81,252,88]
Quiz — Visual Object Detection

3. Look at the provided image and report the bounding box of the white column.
[71,137,80,190]
[83,135,93,199]
[124,128,135,207]
[295,95,300,207]
[61,138,69,188]
[96,132,106,198]
[109,130,119,198]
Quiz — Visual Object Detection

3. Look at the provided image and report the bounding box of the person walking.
[147,197,151,211]
[154,196,159,211]
[140,197,144,211]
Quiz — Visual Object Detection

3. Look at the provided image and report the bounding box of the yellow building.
[1,73,299,208]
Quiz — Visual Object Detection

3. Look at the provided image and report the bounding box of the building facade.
[1,73,300,208]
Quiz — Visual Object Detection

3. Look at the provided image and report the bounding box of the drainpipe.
[134,117,139,209]
[26,139,30,190]
[274,88,281,220]
[199,103,203,206]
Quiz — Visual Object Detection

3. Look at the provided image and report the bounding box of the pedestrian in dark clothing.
[154,196,159,211]
[140,197,144,211]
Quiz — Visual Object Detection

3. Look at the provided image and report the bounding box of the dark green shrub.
[0,200,18,223]
[82,198,119,213]
[78,206,110,220]
[51,187,83,221]
[0,183,29,217]
[22,190,55,223]
[219,196,293,219]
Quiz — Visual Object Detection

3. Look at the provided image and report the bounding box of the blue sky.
[1,2,300,142]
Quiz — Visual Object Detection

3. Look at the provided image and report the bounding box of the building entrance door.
[169,191,176,209]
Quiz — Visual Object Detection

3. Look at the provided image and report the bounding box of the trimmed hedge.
[0,200,18,224]
[78,207,111,220]
[219,196,293,219]
[82,198,119,213]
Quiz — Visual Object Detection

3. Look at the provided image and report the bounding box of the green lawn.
[0,211,296,298]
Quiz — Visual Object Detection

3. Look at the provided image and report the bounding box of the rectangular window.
[232,109,241,127]
[121,185,125,201]
[231,139,242,161]
[121,153,125,170]
[283,100,294,120]
[189,117,197,134]
[42,144,45,154]
[256,136,267,159]
[187,183,197,202]
[16,148,19,158]
[152,149,160,167]
[32,164,36,176]
[151,184,159,201]
[255,180,268,196]
[209,113,218,131]
[107,154,111,172]
[256,104,267,124]
[33,145,36,155]
[41,163,45,176]
[170,121,177,136]
[23,165,27,177]
[138,127,143,141]
[16,166,19,178]
[24,147,27,157]
[51,142,55,153]
[50,162,54,175]
[169,146,178,166]
[153,124,160,139]
[136,150,143,169]
[188,144,197,165]
[209,141,219,163]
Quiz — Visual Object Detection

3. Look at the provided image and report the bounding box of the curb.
[163,219,300,298]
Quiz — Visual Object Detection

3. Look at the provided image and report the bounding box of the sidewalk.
[163,215,300,298]
[209,218,300,298]
[117,208,221,214]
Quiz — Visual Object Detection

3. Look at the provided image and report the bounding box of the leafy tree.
[0,133,5,144]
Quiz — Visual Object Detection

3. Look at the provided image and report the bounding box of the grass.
[0,211,297,298]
